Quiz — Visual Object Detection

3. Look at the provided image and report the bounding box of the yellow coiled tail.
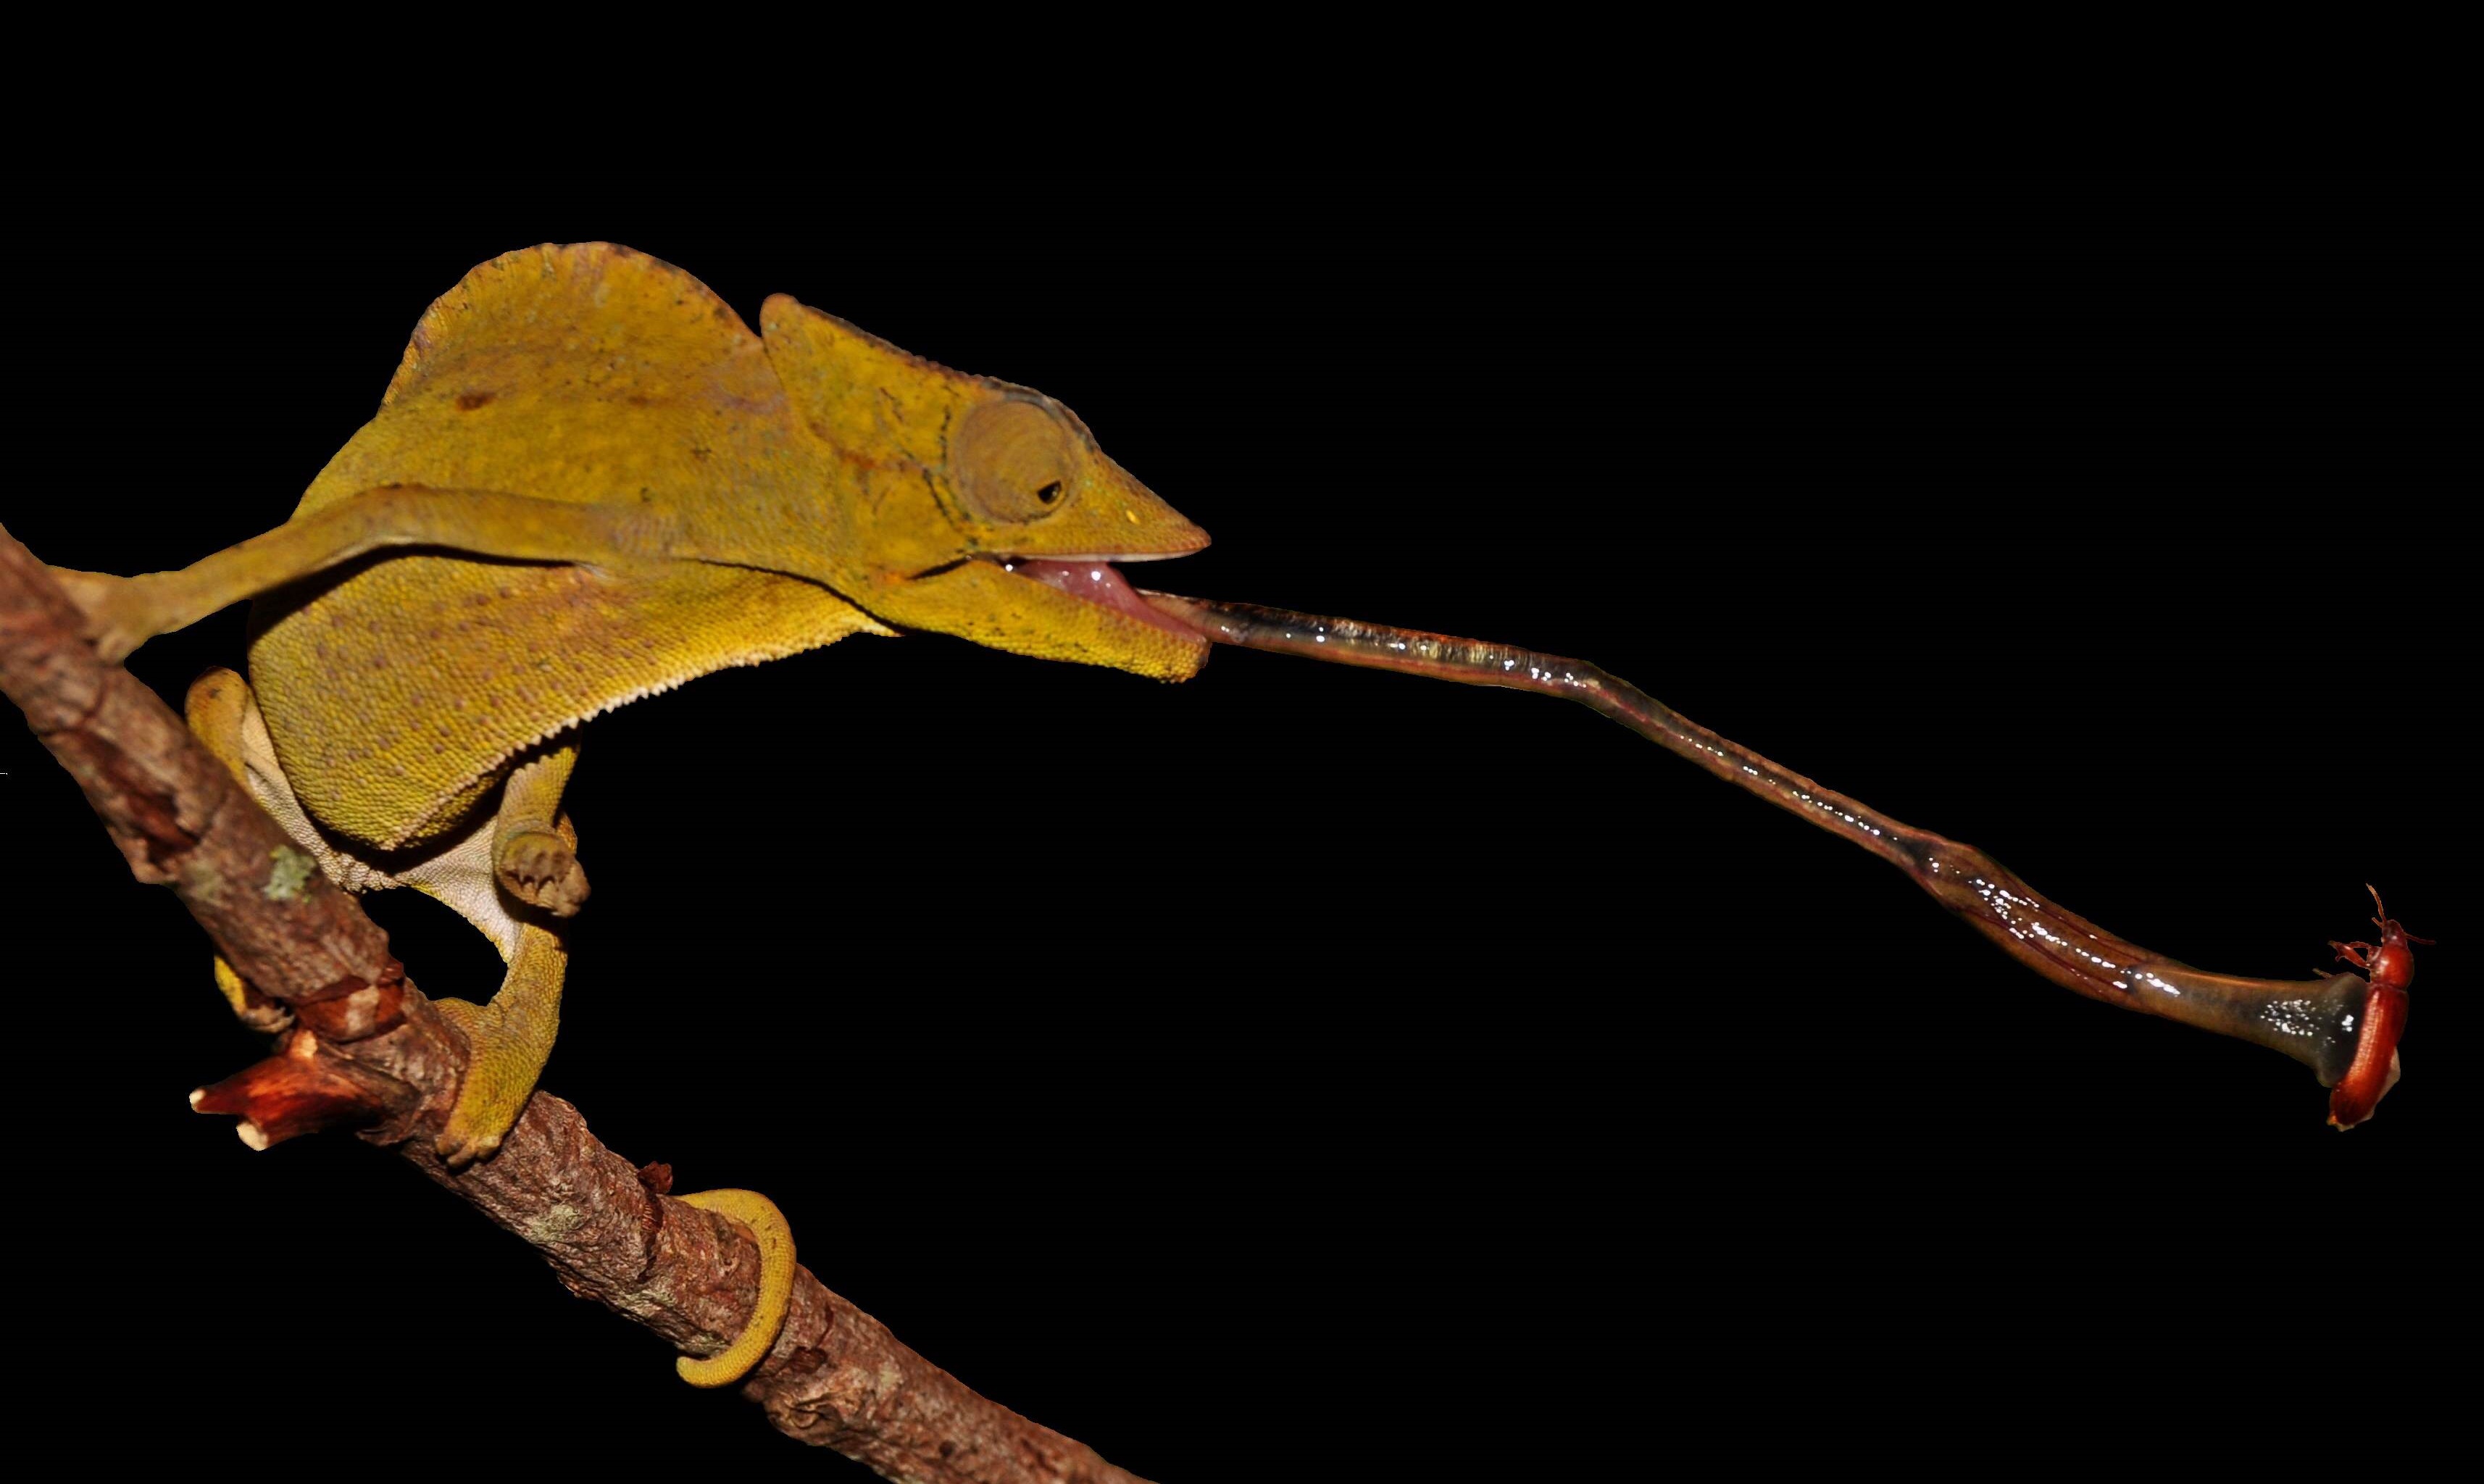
[674,1188,797,1388]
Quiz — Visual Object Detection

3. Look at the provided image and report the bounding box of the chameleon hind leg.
[184,669,295,1033]
[183,667,583,1167]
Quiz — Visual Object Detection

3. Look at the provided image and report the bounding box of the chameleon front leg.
[433,742,585,1165]
[431,920,566,1167]
[49,484,662,661]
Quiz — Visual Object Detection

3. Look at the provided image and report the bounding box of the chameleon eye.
[954,396,1076,523]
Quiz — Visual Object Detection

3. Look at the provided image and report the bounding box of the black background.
[8,175,2464,1472]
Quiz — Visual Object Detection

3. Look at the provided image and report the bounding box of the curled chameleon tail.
[672,1188,799,1388]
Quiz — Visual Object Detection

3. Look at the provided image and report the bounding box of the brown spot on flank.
[455,390,496,410]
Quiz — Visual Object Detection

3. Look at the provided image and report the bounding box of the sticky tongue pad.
[1009,559,1204,639]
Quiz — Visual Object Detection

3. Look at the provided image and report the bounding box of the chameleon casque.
[57,243,1212,1380]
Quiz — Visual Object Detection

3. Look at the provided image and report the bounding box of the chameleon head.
[761,296,1211,680]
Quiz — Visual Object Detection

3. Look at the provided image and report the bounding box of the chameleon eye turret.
[952,396,1080,523]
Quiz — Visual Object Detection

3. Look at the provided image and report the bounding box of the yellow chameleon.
[54,242,1212,1382]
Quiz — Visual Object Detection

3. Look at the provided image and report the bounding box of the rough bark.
[0,524,1148,1484]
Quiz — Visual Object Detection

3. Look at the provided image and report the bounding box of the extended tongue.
[1010,559,1205,640]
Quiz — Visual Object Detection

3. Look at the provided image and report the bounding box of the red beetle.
[2326,885,2432,1128]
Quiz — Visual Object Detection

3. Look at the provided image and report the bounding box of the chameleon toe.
[495,827,589,916]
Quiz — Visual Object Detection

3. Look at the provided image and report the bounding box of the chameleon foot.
[212,954,294,1033]
[432,999,525,1165]
[430,922,564,1167]
[495,825,588,917]
[672,1189,798,1388]
[45,567,160,662]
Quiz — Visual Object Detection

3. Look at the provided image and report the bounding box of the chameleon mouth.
[999,557,1206,642]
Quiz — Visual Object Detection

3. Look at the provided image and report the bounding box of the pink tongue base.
[1009,559,1204,640]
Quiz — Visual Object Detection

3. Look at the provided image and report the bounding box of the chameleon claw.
[672,1188,797,1388]
[213,954,295,1033]
[434,1125,504,1168]
[494,825,589,917]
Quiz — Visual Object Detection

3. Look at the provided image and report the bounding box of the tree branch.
[0,524,1149,1483]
